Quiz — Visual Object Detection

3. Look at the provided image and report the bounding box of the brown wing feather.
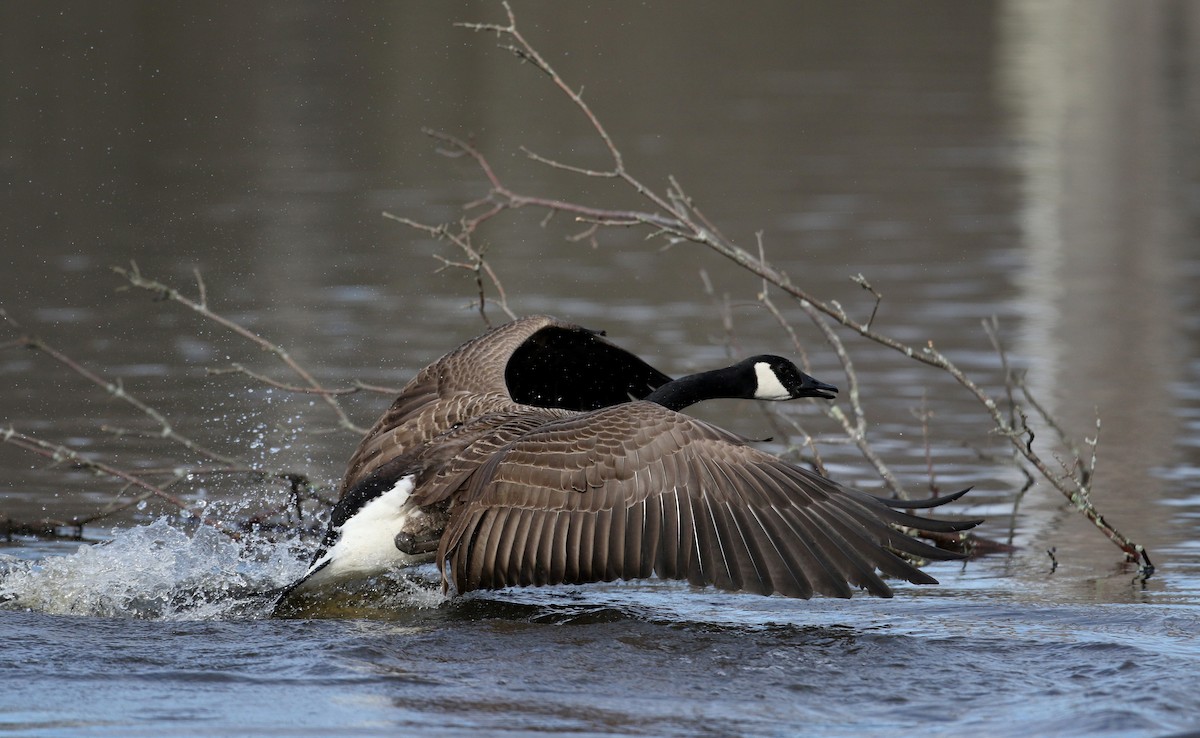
[438,402,978,599]
[339,314,654,496]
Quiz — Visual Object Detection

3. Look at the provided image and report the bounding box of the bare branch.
[112,262,366,434]
[382,209,518,325]
[1,426,240,539]
[206,364,371,397]
[850,273,883,330]
[193,267,208,310]
[911,392,939,495]
[521,146,618,178]
[3,327,240,466]
[6,3,1145,572]
[429,4,1150,569]
[353,380,403,395]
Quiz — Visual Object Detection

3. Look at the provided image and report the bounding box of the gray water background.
[2,3,1200,736]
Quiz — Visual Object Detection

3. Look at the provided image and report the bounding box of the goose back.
[339,315,671,497]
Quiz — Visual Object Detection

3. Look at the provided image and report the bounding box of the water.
[2,529,1198,738]
[4,2,1200,736]
[2,542,1198,737]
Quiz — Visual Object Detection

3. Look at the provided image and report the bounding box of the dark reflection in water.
[2,2,1200,737]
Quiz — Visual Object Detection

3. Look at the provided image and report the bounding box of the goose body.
[275,315,976,610]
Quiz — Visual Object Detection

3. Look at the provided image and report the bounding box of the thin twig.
[911,392,939,495]
[435,3,1150,568]
[206,364,369,396]
[382,210,517,325]
[850,273,883,330]
[112,262,366,434]
[1,426,240,539]
[4,328,241,465]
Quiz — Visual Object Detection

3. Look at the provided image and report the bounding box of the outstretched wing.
[438,402,978,599]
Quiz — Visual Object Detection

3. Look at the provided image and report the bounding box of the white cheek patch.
[753,362,792,400]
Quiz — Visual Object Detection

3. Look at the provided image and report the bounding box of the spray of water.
[0,518,445,620]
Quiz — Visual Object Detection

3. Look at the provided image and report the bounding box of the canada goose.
[274,315,976,611]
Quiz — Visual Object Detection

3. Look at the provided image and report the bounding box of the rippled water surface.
[3,533,1199,738]
[4,3,1200,737]
[2,547,1199,738]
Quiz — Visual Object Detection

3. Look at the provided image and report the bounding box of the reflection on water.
[999,0,1187,562]
[2,1,1200,737]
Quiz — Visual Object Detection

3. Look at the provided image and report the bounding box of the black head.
[742,355,838,401]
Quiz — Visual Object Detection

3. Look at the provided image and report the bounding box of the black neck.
[643,365,753,411]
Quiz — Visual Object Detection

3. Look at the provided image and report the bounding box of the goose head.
[644,355,838,411]
[744,355,838,401]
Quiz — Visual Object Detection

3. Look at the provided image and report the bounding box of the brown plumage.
[275,315,978,610]
[435,402,974,599]
[337,315,670,497]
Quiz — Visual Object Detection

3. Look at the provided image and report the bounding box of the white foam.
[0,518,301,619]
[0,475,451,619]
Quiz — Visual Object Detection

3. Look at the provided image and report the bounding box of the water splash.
[0,519,286,619]
[0,518,445,620]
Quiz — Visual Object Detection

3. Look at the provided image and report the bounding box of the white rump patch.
[753,362,791,400]
[301,475,419,587]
